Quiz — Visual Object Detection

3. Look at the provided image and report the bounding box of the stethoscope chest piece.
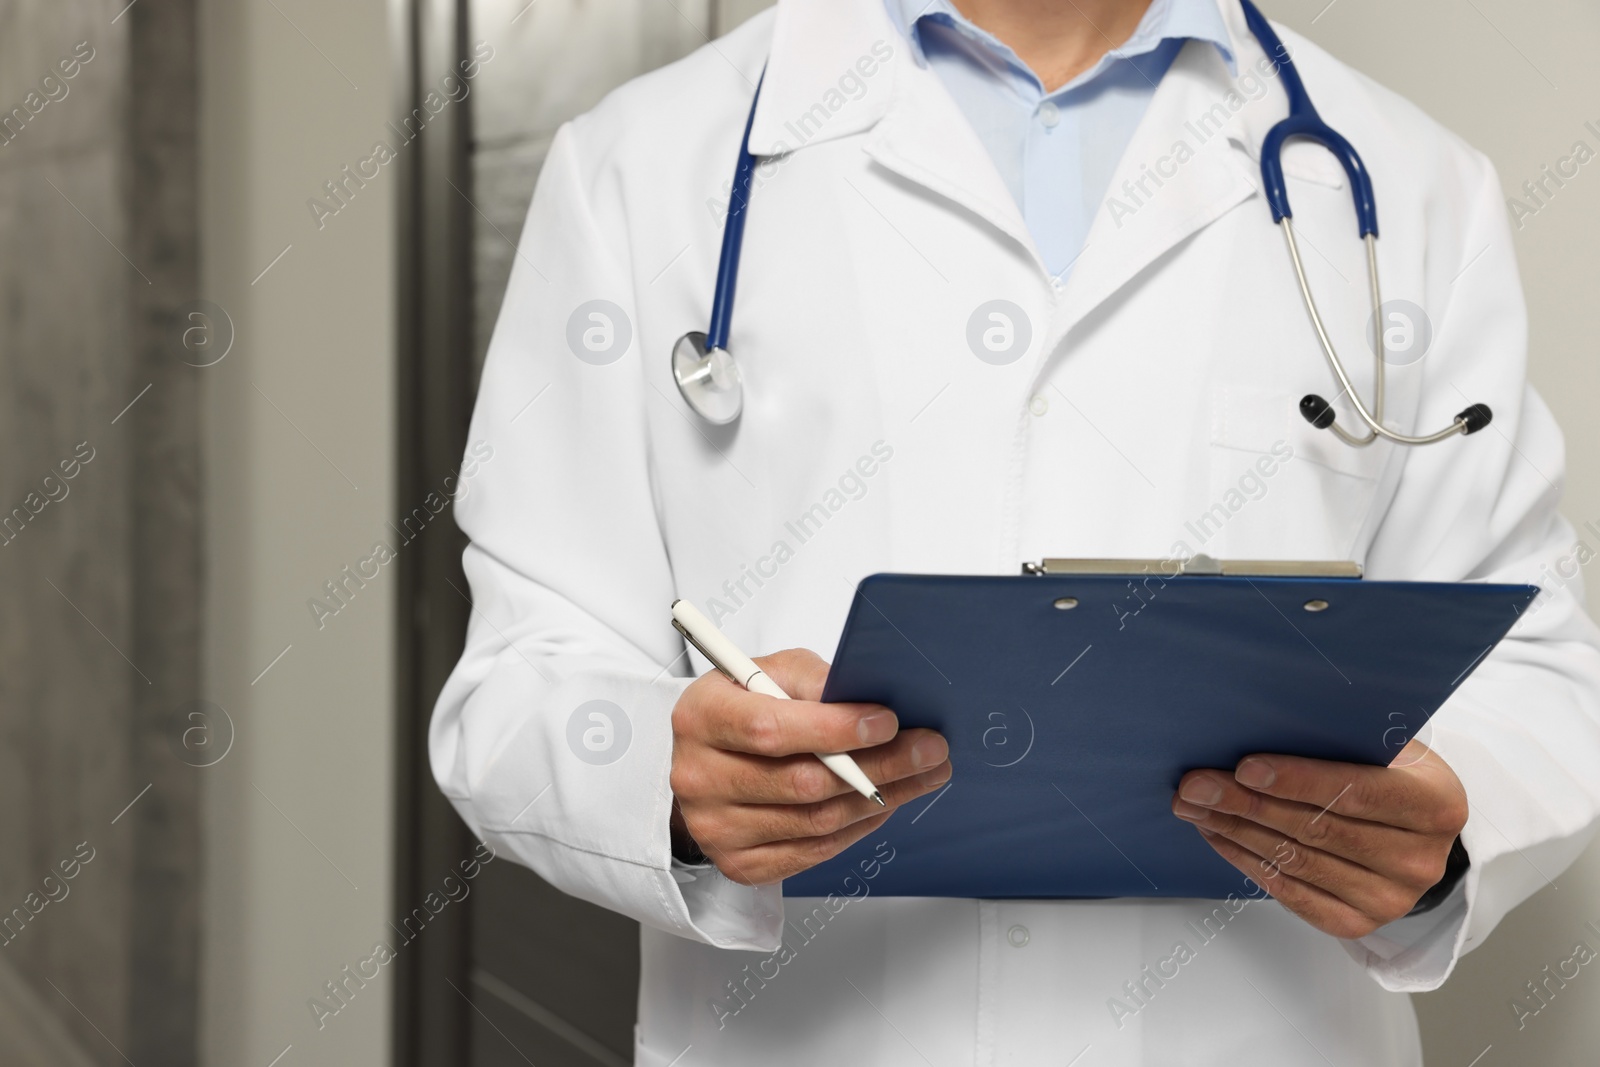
[672,331,743,425]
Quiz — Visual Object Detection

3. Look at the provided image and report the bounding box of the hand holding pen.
[666,601,952,886]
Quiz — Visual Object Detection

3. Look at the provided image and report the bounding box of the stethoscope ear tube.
[1281,221,1491,446]
[1299,393,1494,437]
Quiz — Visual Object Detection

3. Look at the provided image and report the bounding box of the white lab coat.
[430,0,1600,1063]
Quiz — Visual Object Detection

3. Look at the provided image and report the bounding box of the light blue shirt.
[886,0,1235,278]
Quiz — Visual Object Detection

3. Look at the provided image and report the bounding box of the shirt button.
[1029,395,1049,417]
[1038,101,1060,128]
[1007,924,1031,948]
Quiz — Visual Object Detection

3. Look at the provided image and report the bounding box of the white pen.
[671,599,886,807]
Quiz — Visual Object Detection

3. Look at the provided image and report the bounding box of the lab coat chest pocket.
[1206,383,1391,561]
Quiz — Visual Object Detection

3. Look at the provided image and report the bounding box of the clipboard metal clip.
[1020,553,1363,579]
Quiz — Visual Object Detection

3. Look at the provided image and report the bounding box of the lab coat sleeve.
[428,121,785,952]
[1347,149,1600,990]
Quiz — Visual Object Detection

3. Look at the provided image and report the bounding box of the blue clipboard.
[783,566,1536,899]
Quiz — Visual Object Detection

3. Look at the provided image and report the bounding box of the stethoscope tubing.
[1240,0,1380,238]
[706,71,765,355]
[675,0,1491,444]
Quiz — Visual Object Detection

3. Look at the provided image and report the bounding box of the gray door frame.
[392,0,478,1061]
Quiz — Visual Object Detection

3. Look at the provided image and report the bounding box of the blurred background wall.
[0,0,201,1062]
[1270,2,1600,1063]
[198,0,398,1065]
[0,0,1593,1065]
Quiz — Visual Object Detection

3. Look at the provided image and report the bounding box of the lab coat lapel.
[748,0,1034,256]
[858,56,1039,266]
[749,0,1334,345]
[1050,36,1262,344]
[746,0,896,155]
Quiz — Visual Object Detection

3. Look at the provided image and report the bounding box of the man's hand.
[1172,740,1468,938]
[670,648,951,886]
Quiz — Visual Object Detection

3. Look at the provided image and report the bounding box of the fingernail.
[858,711,897,745]
[912,735,949,770]
[921,763,952,787]
[1172,800,1210,822]
[1236,758,1275,790]
[1180,776,1224,806]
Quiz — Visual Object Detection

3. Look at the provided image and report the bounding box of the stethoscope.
[673,0,1493,445]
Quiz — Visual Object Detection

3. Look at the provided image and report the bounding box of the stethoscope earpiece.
[1299,395,1337,430]
[1456,403,1493,435]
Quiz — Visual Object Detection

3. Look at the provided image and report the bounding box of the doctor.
[431,0,1600,1063]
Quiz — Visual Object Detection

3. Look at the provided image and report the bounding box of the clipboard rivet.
[1053,597,1079,611]
[1303,599,1330,612]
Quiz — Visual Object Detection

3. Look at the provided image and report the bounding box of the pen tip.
[871,791,886,807]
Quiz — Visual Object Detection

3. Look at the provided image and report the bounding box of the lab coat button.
[1029,395,1048,416]
[1007,924,1030,947]
[1038,101,1060,128]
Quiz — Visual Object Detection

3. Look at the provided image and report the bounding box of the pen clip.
[671,618,739,684]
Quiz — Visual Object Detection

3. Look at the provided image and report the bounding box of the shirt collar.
[886,0,1237,90]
